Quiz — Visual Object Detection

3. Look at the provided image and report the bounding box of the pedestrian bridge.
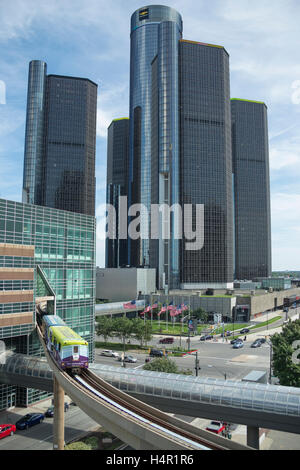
[0,353,300,443]
[95,300,145,316]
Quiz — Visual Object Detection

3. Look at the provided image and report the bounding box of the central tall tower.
[129,5,183,289]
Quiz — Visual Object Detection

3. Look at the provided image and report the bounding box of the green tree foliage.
[96,316,114,344]
[143,357,179,373]
[113,317,134,351]
[271,319,300,387]
[131,319,153,347]
[191,308,208,323]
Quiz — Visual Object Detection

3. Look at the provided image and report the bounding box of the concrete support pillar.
[247,425,260,449]
[53,376,65,450]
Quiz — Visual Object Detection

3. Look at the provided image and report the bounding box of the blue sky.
[1,0,300,270]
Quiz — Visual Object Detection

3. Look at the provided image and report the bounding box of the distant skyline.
[1,0,300,270]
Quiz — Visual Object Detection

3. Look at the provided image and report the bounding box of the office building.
[106,5,271,292]
[22,61,97,216]
[0,198,95,409]
[129,5,183,288]
[106,118,129,268]
[231,99,271,279]
[179,40,234,289]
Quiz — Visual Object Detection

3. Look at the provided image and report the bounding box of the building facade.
[231,99,271,279]
[129,5,183,289]
[0,198,96,410]
[106,118,129,268]
[179,40,234,289]
[106,5,271,292]
[22,62,97,217]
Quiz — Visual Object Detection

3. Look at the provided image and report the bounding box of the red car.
[0,424,16,439]
[159,337,174,344]
[205,421,226,435]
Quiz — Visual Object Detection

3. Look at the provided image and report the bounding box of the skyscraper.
[106,5,271,290]
[179,40,234,288]
[129,5,183,288]
[231,99,272,279]
[22,61,97,216]
[106,118,129,268]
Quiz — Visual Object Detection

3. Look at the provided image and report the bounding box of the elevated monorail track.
[36,324,251,450]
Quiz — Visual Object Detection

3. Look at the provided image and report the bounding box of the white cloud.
[96,83,129,138]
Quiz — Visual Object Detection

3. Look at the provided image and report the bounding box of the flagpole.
[151,294,153,326]
[166,295,169,331]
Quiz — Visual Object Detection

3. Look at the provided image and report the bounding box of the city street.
[94,338,271,381]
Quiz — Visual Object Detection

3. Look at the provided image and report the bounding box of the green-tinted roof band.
[180,39,223,49]
[112,118,129,121]
[231,98,266,105]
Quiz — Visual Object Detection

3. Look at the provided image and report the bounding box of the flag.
[151,302,158,309]
[123,300,136,309]
[141,304,151,315]
[167,301,174,311]
[181,303,189,311]
[158,304,166,316]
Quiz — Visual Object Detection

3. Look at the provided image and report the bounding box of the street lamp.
[190,351,200,376]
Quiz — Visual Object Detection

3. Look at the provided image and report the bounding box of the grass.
[248,316,282,330]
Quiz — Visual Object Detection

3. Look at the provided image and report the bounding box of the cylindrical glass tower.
[129,5,182,289]
[22,60,47,205]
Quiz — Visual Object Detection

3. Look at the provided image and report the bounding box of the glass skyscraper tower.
[106,118,130,268]
[106,5,271,290]
[129,5,183,288]
[22,61,97,217]
[231,99,272,279]
[179,40,233,288]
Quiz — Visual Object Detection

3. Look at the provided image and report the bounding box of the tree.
[143,357,179,373]
[191,308,208,323]
[96,316,114,344]
[113,317,133,352]
[270,319,300,387]
[131,319,153,347]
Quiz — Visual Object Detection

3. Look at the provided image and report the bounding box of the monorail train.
[41,314,89,374]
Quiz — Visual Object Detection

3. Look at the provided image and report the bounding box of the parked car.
[149,348,166,357]
[159,337,174,344]
[0,424,16,439]
[200,335,213,341]
[240,328,250,334]
[100,350,119,358]
[117,355,137,363]
[205,421,226,434]
[15,413,44,430]
[233,341,244,349]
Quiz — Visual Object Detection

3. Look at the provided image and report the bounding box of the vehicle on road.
[100,350,119,358]
[233,341,244,349]
[117,355,137,363]
[251,338,266,348]
[205,421,226,434]
[15,413,45,430]
[230,338,242,345]
[149,348,167,357]
[221,331,232,337]
[200,335,213,341]
[240,328,250,334]
[0,424,16,439]
[251,340,261,348]
[44,403,69,417]
[159,337,174,344]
